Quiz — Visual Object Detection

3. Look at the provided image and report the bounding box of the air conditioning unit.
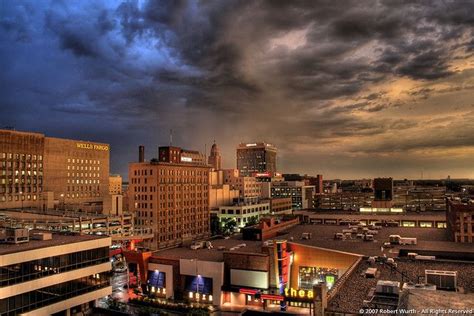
[375,280,400,295]
[425,270,457,290]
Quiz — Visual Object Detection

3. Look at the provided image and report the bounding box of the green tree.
[221,218,237,235]
[245,216,259,227]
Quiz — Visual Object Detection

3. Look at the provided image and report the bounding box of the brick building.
[128,146,211,250]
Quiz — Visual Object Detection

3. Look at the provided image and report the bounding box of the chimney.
[139,145,145,162]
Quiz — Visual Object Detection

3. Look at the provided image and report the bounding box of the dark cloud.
[1,0,474,178]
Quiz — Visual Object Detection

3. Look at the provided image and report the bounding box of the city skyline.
[2,1,474,179]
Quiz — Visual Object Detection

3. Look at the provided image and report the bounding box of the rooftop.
[328,258,474,314]
[152,235,264,262]
[0,230,109,256]
[276,224,474,257]
[401,289,474,312]
[294,210,446,221]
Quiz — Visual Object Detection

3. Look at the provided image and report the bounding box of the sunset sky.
[1,1,473,179]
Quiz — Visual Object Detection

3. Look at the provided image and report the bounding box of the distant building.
[271,181,315,210]
[208,141,222,170]
[0,129,109,212]
[269,197,293,215]
[129,146,211,249]
[372,177,393,208]
[0,229,111,315]
[446,198,474,243]
[218,200,270,229]
[223,169,261,198]
[109,174,122,194]
[209,170,239,211]
[236,142,277,177]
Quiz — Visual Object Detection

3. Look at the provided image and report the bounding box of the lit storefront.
[185,275,214,303]
[147,270,166,297]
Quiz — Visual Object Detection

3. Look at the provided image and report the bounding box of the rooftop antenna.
[169,129,173,146]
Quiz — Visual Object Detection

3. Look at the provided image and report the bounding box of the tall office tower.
[371,177,393,208]
[0,129,109,212]
[208,141,222,170]
[129,146,211,250]
[236,142,277,177]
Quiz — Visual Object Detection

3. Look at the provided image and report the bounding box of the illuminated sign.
[246,143,257,147]
[76,143,109,151]
[284,288,314,300]
[181,156,193,162]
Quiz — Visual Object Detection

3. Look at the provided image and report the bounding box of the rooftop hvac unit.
[0,228,29,244]
[31,232,52,241]
[375,280,400,296]
[425,270,457,290]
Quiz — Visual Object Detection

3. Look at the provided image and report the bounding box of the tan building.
[0,129,109,212]
[129,146,211,250]
[109,174,122,194]
[209,170,239,211]
[223,169,261,198]
[269,197,293,215]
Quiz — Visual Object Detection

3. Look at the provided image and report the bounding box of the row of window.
[0,194,38,202]
[1,153,43,161]
[220,206,269,215]
[133,169,208,177]
[1,162,43,169]
[67,179,100,184]
[67,158,100,164]
[134,185,208,193]
[67,165,100,171]
[0,178,43,185]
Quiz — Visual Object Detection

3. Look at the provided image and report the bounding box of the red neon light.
[239,289,258,295]
[261,294,284,301]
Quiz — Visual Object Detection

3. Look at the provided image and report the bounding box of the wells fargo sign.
[284,287,314,300]
[76,143,109,151]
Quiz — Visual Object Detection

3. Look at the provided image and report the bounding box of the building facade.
[271,181,315,210]
[0,229,111,316]
[129,146,211,250]
[236,142,277,177]
[223,169,262,198]
[0,129,109,212]
[446,198,474,243]
[218,201,270,229]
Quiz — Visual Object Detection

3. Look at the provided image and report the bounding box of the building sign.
[284,287,314,300]
[181,156,193,162]
[246,143,257,147]
[76,143,109,151]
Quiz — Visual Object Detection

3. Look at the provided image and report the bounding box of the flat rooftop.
[294,210,446,221]
[152,235,264,262]
[276,224,474,257]
[328,259,474,314]
[0,230,109,256]
[401,289,474,312]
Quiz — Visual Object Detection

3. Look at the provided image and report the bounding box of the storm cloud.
[1,0,474,179]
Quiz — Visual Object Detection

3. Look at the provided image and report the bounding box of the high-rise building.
[236,142,277,177]
[0,228,111,316]
[208,142,222,170]
[129,146,211,250]
[0,129,109,212]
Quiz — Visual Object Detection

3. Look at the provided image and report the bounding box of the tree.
[221,218,237,235]
[245,216,259,227]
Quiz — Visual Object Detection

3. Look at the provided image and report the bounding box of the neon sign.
[284,287,314,300]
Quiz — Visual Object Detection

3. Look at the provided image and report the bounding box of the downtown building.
[236,142,277,177]
[0,228,111,316]
[128,146,211,250]
[0,129,109,212]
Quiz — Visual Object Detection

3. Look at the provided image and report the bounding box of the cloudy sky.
[1,0,474,180]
